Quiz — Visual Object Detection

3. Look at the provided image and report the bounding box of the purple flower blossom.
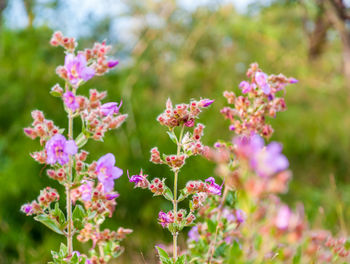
[105,193,120,200]
[200,99,214,107]
[21,203,33,215]
[96,153,123,192]
[239,81,252,94]
[63,91,79,111]
[100,101,122,116]
[205,177,222,195]
[107,60,119,68]
[255,72,271,94]
[65,53,95,85]
[188,226,200,242]
[128,173,143,185]
[234,134,289,177]
[79,181,94,201]
[234,134,264,159]
[275,205,291,230]
[45,134,78,165]
[235,209,246,223]
[251,141,289,178]
[289,78,298,84]
[158,211,171,228]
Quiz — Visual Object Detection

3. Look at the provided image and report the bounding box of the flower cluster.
[157,98,213,128]
[221,63,297,138]
[24,110,61,145]
[21,187,59,216]
[130,97,217,263]
[21,32,130,264]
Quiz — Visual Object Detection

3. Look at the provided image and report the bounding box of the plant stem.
[206,185,229,264]
[67,110,74,256]
[172,125,185,262]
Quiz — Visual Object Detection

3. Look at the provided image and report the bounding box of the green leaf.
[75,132,89,148]
[50,90,62,97]
[175,255,186,264]
[156,246,173,264]
[163,187,174,201]
[52,203,66,228]
[34,214,64,235]
[167,131,178,144]
[72,204,86,230]
[292,246,302,264]
[70,252,79,264]
[59,243,68,258]
[225,191,236,207]
[207,219,216,233]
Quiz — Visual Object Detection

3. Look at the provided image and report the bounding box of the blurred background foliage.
[0,0,350,263]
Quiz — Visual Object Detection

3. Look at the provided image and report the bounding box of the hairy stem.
[206,185,229,264]
[172,125,185,262]
[67,110,74,255]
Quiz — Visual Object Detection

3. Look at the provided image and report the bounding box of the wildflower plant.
[21,32,131,264]
[185,63,298,263]
[186,63,350,264]
[129,98,219,263]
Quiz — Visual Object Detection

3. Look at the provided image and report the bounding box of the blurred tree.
[0,0,8,24]
[301,0,350,88]
[325,0,350,88]
[23,0,35,27]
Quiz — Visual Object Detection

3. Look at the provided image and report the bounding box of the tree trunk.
[325,0,350,90]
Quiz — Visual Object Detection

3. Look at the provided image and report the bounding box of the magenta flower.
[235,209,246,223]
[65,53,95,85]
[239,81,252,94]
[251,141,289,178]
[234,134,289,177]
[96,153,123,192]
[21,204,33,215]
[288,78,298,84]
[255,72,270,94]
[188,226,200,242]
[275,205,291,230]
[107,60,119,68]
[105,193,120,200]
[205,177,222,195]
[79,181,94,201]
[158,211,171,228]
[100,101,122,116]
[234,134,264,159]
[45,134,78,165]
[128,173,143,185]
[63,91,79,111]
[200,98,214,107]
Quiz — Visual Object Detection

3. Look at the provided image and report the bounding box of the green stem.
[67,109,74,256]
[172,125,185,262]
[206,185,229,264]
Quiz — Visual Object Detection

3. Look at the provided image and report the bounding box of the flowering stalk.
[172,124,185,261]
[129,98,218,263]
[21,31,130,264]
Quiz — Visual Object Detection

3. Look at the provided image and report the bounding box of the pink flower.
[65,53,95,85]
[107,60,119,68]
[63,91,79,111]
[45,134,77,165]
[100,101,122,116]
[255,72,270,94]
[205,177,222,195]
[275,205,291,230]
[79,181,94,201]
[239,81,252,94]
[96,153,123,192]
[21,204,33,215]
[158,211,172,228]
